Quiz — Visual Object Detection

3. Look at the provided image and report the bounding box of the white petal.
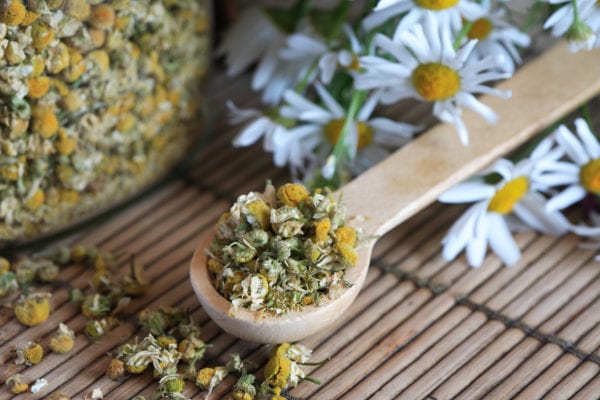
[439,181,495,203]
[574,118,600,159]
[487,213,521,267]
[555,125,590,165]
[545,185,587,211]
[466,212,489,268]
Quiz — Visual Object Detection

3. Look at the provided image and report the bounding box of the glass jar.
[0,0,211,242]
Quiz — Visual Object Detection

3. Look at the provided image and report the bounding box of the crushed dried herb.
[207,183,358,315]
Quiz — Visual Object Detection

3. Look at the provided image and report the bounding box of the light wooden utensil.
[190,42,600,344]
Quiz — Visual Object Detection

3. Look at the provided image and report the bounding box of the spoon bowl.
[189,42,600,344]
[189,228,372,343]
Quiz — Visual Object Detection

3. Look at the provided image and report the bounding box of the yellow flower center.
[580,158,600,194]
[415,0,460,10]
[487,176,529,215]
[324,119,374,149]
[468,18,494,40]
[412,63,461,102]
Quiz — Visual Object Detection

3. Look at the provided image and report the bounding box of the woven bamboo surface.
[1,53,600,400]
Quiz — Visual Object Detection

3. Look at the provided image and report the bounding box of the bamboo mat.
[1,66,600,400]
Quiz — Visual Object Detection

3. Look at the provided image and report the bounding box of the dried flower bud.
[16,341,44,365]
[106,358,125,380]
[178,337,207,364]
[233,374,257,400]
[6,374,29,394]
[0,270,18,296]
[157,335,177,349]
[81,294,112,318]
[14,293,51,326]
[159,374,185,395]
[49,323,75,353]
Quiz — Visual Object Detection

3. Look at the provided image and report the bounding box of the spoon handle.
[340,42,600,238]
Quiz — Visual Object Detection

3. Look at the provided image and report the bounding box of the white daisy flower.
[355,15,511,145]
[363,0,485,34]
[439,153,569,268]
[227,101,318,177]
[217,7,312,104]
[543,0,600,50]
[534,118,600,212]
[217,7,286,78]
[463,6,531,73]
[280,82,420,178]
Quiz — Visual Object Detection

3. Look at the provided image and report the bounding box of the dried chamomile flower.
[158,374,186,399]
[118,334,181,377]
[209,182,358,315]
[85,317,118,341]
[14,258,59,284]
[14,292,51,326]
[106,358,125,380]
[137,307,186,336]
[195,366,228,396]
[49,323,76,353]
[0,271,18,296]
[194,353,250,396]
[81,293,112,318]
[15,341,44,365]
[6,374,29,394]
[233,374,257,400]
[178,336,208,378]
[264,343,318,390]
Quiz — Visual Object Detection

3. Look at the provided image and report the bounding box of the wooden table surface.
[1,50,600,400]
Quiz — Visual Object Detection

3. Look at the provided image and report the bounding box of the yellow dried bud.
[115,113,136,132]
[59,189,80,204]
[313,218,331,243]
[32,110,59,138]
[277,183,309,207]
[54,131,77,155]
[125,362,148,374]
[14,294,51,326]
[1,164,19,181]
[30,55,46,76]
[334,226,357,247]
[246,200,271,229]
[31,22,55,51]
[0,0,26,26]
[265,343,292,388]
[26,189,45,211]
[49,323,75,353]
[157,335,177,349]
[6,374,29,394]
[17,341,44,365]
[90,4,115,30]
[87,49,110,75]
[64,48,86,82]
[27,76,50,98]
[60,91,84,112]
[21,10,40,26]
[106,358,125,380]
[63,0,90,21]
[195,367,215,389]
[88,28,106,48]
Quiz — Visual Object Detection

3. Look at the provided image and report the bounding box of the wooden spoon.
[190,42,600,344]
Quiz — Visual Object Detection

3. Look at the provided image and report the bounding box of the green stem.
[294,59,320,93]
[331,89,367,168]
[453,21,473,50]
